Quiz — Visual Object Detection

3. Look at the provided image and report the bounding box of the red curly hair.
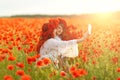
[36,18,67,53]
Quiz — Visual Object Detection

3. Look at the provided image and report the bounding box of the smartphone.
[88,24,92,34]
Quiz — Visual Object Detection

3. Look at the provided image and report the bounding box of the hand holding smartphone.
[88,24,92,34]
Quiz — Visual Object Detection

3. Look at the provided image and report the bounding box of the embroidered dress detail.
[39,36,78,63]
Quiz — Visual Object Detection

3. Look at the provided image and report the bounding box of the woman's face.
[53,25,63,36]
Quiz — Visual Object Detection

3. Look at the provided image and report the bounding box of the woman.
[36,18,90,70]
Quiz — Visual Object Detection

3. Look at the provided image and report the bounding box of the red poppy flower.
[17,46,22,50]
[117,77,120,80]
[69,66,87,78]
[69,66,77,73]
[7,65,14,70]
[4,75,14,80]
[27,56,36,64]
[60,71,66,77]
[71,70,80,78]
[34,54,40,59]
[0,54,6,62]
[77,69,88,76]
[42,57,51,65]
[36,60,44,67]
[82,55,88,63]
[20,74,31,80]
[16,70,25,76]
[8,45,13,50]
[112,57,118,64]
[117,68,120,72]
[8,55,16,61]
[16,62,24,68]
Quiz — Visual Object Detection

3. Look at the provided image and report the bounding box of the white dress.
[39,36,78,64]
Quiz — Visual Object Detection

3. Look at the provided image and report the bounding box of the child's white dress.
[39,36,78,64]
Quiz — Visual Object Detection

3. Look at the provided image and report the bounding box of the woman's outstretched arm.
[76,31,90,43]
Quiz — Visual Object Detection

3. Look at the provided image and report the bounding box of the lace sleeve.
[51,39,78,57]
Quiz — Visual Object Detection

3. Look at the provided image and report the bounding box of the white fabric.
[39,36,78,63]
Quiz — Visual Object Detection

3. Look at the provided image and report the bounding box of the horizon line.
[0,10,120,18]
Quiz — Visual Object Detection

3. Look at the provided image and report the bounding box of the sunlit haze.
[0,0,120,16]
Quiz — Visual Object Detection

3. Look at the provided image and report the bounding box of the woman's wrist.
[76,37,84,43]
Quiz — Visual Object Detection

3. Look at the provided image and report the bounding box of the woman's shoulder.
[44,38,56,44]
[47,38,56,42]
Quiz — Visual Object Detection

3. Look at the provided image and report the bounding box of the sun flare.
[0,0,120,16]
[81,0,120,14]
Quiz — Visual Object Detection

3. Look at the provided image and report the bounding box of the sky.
[0,0,120,16]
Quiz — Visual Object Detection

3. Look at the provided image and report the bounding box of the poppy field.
[0,14,120,80]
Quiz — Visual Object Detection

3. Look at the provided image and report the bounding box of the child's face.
[54,25,63,36]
